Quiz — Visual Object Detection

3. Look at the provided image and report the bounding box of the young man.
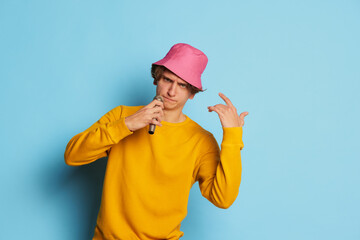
[65,43,248,240]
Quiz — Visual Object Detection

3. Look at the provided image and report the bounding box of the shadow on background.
[64,158,108,240]
[43,155,108,240]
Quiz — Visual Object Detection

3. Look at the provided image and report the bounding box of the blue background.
[1,0,359,239]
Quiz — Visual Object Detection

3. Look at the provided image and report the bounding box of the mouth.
[163,96,176,103]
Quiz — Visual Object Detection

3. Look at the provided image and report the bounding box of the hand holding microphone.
[148,95,163,134]
[124,96,164,133]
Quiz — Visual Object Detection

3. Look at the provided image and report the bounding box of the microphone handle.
[148,123,156,135]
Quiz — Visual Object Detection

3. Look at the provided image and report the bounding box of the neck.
[163,109,186,123]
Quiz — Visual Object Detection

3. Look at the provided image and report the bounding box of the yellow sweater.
[64,105,244,240]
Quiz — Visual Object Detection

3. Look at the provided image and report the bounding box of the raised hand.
[125,99,164,132]
[208,93,248,128]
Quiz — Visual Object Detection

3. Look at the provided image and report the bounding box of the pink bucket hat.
[152,43,208,90]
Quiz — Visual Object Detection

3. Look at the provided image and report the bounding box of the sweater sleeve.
[64,106,133,166]
[195,127,244,209]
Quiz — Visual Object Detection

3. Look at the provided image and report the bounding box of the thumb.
[239,111,249,119]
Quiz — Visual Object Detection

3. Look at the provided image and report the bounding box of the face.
[155,69,194,111]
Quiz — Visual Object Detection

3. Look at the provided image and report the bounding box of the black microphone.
[148,95,163,135]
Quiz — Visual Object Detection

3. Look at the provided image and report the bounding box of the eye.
[164,77,172,83]
[179,84,187,89]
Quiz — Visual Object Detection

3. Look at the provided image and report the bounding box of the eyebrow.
[162,75,189,88]
[163,75,187,84]
[163,76,173,81]
[163,75,176,81]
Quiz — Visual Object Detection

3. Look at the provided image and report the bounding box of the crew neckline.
[161,115,191,126]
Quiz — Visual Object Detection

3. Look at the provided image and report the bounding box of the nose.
[167,82,176,97]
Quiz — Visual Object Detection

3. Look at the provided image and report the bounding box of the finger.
[208,106,224,116]
[147,99,164,109]
[208,104,227,113]
[219,93,234,108]
[154,99,164,109]
[149,105,164,114]
[147,109,163,119]
[151,118,162,127]
[153,112,163,122]
[239,111,249,119]
[208,105,225,111]
[208,104,226,109]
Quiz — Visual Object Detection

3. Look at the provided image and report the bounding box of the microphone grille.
[154,95,163,102]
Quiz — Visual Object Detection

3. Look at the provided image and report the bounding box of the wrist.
[124,116,134,132]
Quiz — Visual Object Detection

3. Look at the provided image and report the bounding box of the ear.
[189,93,195,100]
[153,79,157,85]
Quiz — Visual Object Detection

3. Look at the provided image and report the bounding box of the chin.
[164,103,180,110]
[164,103,176,109]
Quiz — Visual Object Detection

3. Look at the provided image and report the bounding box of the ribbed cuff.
[221,127,244,149]
[106,117,133,143]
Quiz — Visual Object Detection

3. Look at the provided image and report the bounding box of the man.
[64,43,248,240]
